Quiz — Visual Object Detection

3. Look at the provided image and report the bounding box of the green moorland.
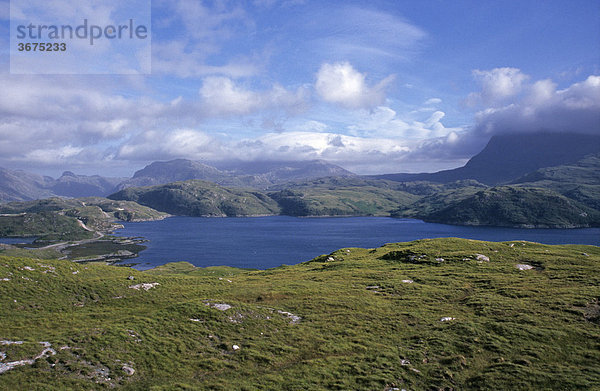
[512,154,600,212]
[0,238,599,390]
[267,177,420,216]
[399,186,600,228]
[0,197,167,242]
[109,180,281,217]
[0,198,168,263]
[108,171,600,227]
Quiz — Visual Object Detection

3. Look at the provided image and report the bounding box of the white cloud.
[152,42,260,78]
[424,98,442,105]
[199,77,308,116]
[228,130,470,174]
[232,131,410,168]
[306,6,427,63]
[467,67,529,106]
[315,62,394,109]
[200,77,257,115]
[292,120,329,133]
[117,129,221,161]
[473,74,600,135]
[348,106,462,139]
[151,0,261,79]
[24,146,84,165]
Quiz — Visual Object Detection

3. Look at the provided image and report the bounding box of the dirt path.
[36,230,105,251]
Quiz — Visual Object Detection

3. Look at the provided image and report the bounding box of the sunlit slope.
[1,238,599,390]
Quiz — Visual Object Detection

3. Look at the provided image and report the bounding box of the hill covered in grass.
[109,180,281,217]
[413,186,600,228]
[0,238,598,389]
[107,173,600,228]
[267,177,420,216]
[0,197,168,241]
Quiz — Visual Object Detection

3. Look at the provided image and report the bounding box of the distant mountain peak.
[120,159,355,190]
[373,132,600,185]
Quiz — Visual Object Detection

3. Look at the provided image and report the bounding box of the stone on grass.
[476,254,490,262]
[515,264,534,271]
[206,303,232,311]
[122,364,135,376]
[129,283,160,291]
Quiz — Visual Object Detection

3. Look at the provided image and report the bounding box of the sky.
[0,0,599,177]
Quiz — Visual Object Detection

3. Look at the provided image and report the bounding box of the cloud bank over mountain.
[0,1,597,176]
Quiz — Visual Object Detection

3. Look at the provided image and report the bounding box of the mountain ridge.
[0,160,356,203]
[372,132,600,185]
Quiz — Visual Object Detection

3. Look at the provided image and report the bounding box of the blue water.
[115,216,600,270]
[0,237,36,245]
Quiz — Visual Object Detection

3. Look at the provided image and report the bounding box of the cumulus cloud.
[225,131,473,174]
[473,74,600,135]
[348,106,462,139]
[467,67,529,106]
[315,62,394,109]
[117,129,222,161]
[231,131,410,168]
[0,71,312,171]
[199,77,308,116]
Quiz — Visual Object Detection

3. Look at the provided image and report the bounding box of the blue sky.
[0,0,599,176]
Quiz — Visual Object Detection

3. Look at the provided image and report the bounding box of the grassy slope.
[417,186,600,228]
[109,180,281,217]
[512,154,600,211]
[268,177,420,216]
[0,238,599,390]
[106,175,600,228]
[0,211,94,241]
[0,198,168,242]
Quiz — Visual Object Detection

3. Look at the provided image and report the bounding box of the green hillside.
[268,177,420,216]
[106,173,600,228]
[0,238,599,389]
[418,186,600,228]
[512,153,600,211]
[0,211,94,241]
[109,180,281,217]
[0,197,168,242]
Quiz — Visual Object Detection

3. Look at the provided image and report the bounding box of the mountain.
[0,168,125,203]
[117,159,356,190]
[109,177,423,218]
[109,180,281,217]
[49,171,125,198]
[267,177,420,216]
[0,167,55,202]
[374,132,600,185]
[387,152,600,228]
[215,159,356,182]
[0,159,355,203]
[415,186,600,228]
[511,153,600,211]
[120,159,224,189]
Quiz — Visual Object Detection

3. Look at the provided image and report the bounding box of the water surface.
[115,216,600,270]
[0,237,36,245]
